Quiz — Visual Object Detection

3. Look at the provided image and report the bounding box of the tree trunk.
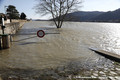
[56,23,62,28]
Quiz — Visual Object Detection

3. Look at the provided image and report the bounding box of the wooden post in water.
[2,34,10,49]
[1,15,11,49]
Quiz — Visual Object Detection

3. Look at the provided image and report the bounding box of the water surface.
[0,21,120,70]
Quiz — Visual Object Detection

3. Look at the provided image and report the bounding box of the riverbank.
[0,61,120,80]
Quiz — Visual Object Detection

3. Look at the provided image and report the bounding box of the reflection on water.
[0,21,120,70]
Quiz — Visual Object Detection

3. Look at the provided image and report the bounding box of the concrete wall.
[0,20,27,34]
[0,20,27,49]
[5,19,10,24]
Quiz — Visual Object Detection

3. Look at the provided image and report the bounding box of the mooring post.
[2,34,10,49]
[1,16,11,49]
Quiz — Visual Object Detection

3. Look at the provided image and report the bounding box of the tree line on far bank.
[0,5,26,21]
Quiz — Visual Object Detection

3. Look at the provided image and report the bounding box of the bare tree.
[35,0,82,28]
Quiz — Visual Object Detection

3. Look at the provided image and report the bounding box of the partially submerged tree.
[35,0,82,28]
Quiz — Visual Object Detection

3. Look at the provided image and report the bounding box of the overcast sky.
[0,0,120,19]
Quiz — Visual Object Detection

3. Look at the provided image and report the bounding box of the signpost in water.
[37,30,45,38]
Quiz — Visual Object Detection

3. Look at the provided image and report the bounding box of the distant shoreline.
[31,20,120,23]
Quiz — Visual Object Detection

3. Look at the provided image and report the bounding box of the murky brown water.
[0,21,120,70]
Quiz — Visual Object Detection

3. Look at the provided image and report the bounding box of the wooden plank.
[89,48,120,62]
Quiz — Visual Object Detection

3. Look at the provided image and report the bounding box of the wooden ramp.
[89,48,120,62]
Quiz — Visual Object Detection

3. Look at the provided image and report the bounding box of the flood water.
[0,21,120,72]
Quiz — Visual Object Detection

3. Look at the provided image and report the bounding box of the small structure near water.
[0,17,26,49]
[89,48,120,62]
[0,34,11,49]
